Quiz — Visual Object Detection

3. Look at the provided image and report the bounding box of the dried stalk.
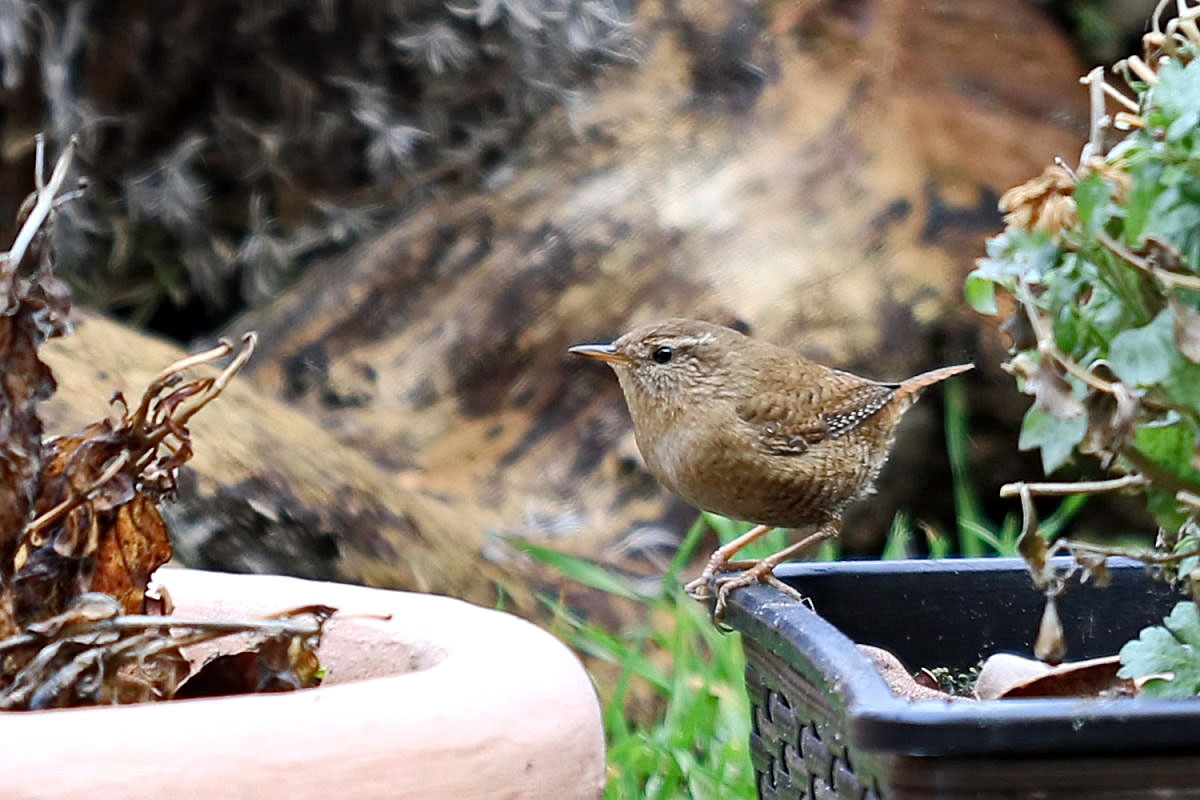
[1000,474,1148,499]
[3,135,76,275]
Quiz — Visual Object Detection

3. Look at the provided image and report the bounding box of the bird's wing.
[736,378,897,456]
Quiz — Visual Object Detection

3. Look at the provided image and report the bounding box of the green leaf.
[1108,309,1174,385]
[511,540,645,601]
[1073,171,1114,233]
[1151,59,1200,144]
[1163,358,1200,408]
[1144,487,1189,538]
[1134,417,1199,477]
[1147,181,1200,270]
[964,270,998,314]
[1018,403,1088,474]
[1179,526,1200,578]
[1118,601,1200,698]
[1077,276,1134,341]
[976,230,1060,282]
[1123,158,1162,242]
[1133,418,1200,534]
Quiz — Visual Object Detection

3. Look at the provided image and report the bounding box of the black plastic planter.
[724,557,1200,799]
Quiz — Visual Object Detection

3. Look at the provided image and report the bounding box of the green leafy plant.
[966,1,1200,689]
[1119,601,1200,697]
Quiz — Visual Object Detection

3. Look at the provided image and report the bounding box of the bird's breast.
[634,404,892,528]
[633,407,759,516]
[631,410,695,498]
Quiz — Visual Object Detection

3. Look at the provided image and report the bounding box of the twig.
[1178,490,1200,510]
[22,452,131,543]
[1096,229,1200,291]
[128,339,236,432]
[92,613,325,635]
[3,135,77,275]
[0,611,328,656]
[1016,282,1119,394]
[1122,55,1161,86]
[1000,473,1148,498]
[1078,67,1109,163]
[1055,538,1200,567]
[171,332,258,428]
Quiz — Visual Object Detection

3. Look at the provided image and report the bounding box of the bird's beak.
[568,343,629,365]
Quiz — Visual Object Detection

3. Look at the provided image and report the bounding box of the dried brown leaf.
[1016,486,1049,586]
[89,495,173,615]
[1145,234,1186,274]
[0,142,295,710]
[1034,593,1067,665]
[110,645,191,705]
[1027,359,1085,419]
[25,592,120,637]
[13,336,253,626]
[175,605,334,699]
[1170,296,1200,364]
[975,653,1131,700]
[0,142,76,639]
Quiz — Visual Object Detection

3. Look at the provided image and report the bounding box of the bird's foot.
[706,517,843,620]
[711,560,778,619]
[683,573,712,600]
[709,562,814,619]
[683,524,773,601]
[684,559,760,600]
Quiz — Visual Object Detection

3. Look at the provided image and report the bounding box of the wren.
[570,318,972,616]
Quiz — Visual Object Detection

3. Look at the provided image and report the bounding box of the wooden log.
[39,311,513,607]
[225,0,1090,571]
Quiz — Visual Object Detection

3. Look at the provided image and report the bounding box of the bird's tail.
[894,363,973,401]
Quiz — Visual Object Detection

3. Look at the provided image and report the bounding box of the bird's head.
[569,319,746,417]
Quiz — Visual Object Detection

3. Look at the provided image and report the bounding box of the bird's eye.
[652,346,673,364]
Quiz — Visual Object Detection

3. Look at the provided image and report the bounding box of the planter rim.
[0,568,606,800]
[728,557,1200,757]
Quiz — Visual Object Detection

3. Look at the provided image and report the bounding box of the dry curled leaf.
[1169,295,1200,364]
[975,653,1131,700]
[1026,358,1085,420]
[175,605,335,700]
[0,138,336,712]
[12,334,256,626]
[1034,592,1067,665]
[0,141,76,638]
[89,495,173,615]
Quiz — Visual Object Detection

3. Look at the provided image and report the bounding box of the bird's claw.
[711,571,757,620]
[683,573,713,600]
[709,563,807,620]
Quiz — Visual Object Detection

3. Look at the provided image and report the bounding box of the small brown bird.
[570,318,972,615]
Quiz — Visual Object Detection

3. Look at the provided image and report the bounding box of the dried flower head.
[998,164,1078,234]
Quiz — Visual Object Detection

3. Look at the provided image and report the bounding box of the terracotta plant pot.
[0,568,605,800]
[725,558,1199,799]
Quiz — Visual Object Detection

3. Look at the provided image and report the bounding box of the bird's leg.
[683,523,772,600]
[711,516,843,619]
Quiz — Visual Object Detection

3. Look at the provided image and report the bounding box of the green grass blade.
[512,539,646,601]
